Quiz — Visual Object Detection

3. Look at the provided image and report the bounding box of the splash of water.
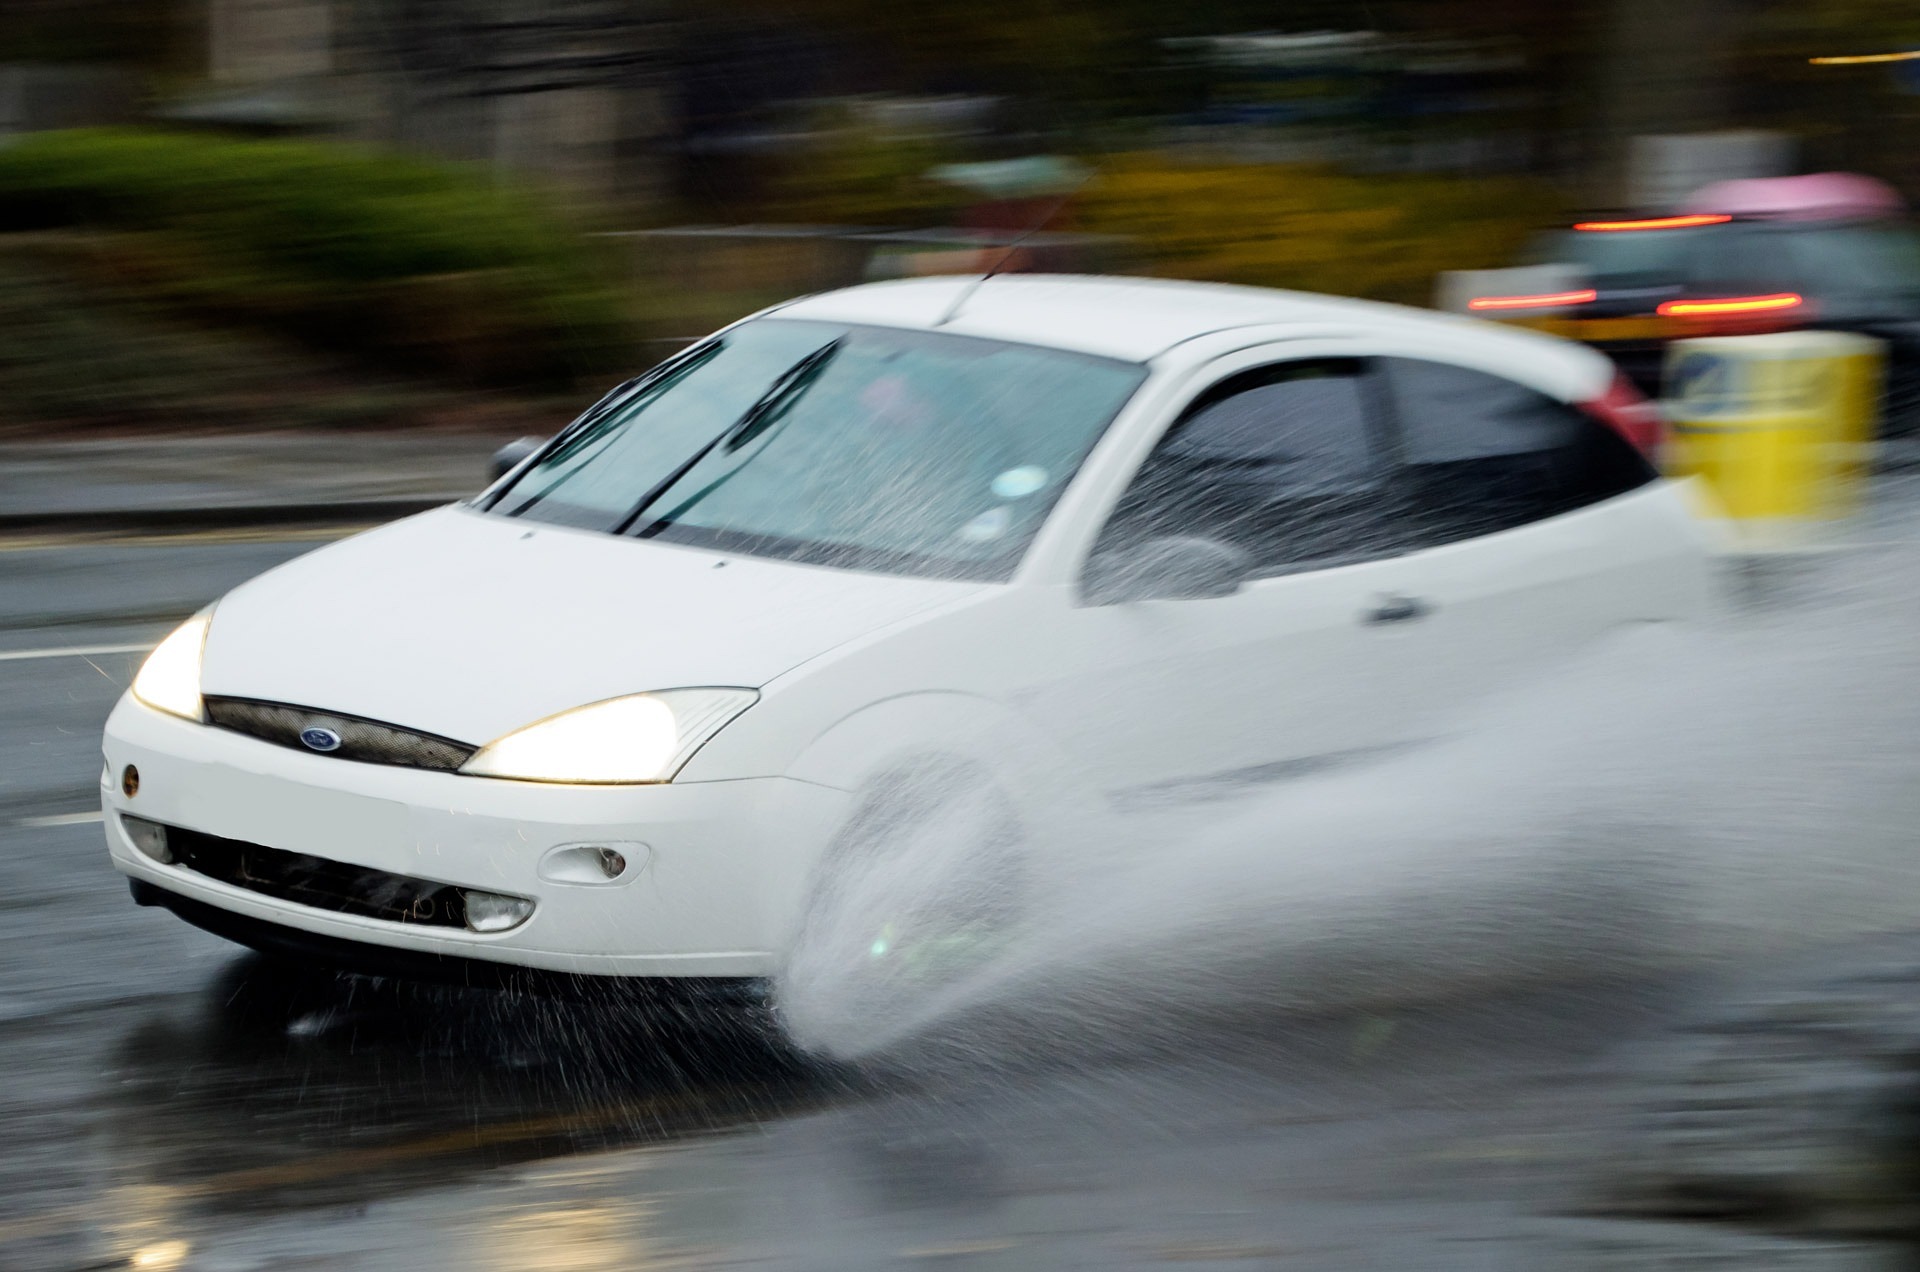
[779,503,1920,1064]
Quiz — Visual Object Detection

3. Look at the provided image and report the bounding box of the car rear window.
[1534,221,1920,308]
[1527,227,1712,285]
[1776,225,1920,301]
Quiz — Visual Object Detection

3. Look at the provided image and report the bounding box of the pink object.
[1680,172,1906,222]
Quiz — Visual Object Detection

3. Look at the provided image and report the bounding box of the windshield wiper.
[612,338,842,537]
[487,339,725,516]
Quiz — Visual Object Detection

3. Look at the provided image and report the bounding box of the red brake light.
[1656,292,1803,317]
[1573,213,1732,232]
[1468,288,1597,312]
[1581,371,1662,456]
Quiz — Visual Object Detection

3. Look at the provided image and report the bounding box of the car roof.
[1681,172,1905,223]
[771,274,1599,377]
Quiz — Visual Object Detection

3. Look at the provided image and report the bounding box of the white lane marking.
[15,811,104,829]
[0,524,364,552]
[0,643,151,663]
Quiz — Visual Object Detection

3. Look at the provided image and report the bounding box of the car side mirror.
[1081,536,1253,606]
[490,435,547,482]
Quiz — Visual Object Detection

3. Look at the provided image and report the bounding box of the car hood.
[200,506,987,745]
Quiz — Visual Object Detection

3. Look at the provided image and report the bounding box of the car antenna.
[932,179,1086,328]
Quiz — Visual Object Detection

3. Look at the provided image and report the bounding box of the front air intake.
[163,823,473,928]
[203,697,477,772]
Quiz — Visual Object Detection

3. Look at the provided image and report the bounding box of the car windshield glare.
[486,320,1147,580]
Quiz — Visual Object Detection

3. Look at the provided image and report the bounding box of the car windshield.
[1526,227,1712,286]
[485,320,1147,581]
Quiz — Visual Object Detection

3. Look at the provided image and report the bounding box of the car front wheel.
[776,762,1027,1058]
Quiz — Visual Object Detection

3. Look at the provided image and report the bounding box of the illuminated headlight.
[459,689,758,784]
[132,614,211,722]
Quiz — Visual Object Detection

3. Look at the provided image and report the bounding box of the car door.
[1035,355,1452,796]
[1365,354,1707,731]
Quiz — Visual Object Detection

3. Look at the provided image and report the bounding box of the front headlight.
[132,614,211,722]
[460,688,758,784]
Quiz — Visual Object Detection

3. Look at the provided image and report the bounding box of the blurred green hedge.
[1080,155,1561,308]
[0,128,633,387]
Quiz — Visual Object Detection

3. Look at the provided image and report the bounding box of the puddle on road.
[88,958,821,1209]
[1,960,831,1270]
[779,518,1920,1064]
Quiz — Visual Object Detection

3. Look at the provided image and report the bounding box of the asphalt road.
[0,528,1909,1272]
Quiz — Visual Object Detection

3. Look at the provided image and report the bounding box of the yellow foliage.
[1080,155,1563,307]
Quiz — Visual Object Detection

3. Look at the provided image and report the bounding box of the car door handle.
[1363,594,1430,625]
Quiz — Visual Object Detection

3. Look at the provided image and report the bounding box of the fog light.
[121,765,140,798]
[120,814,171,864]
[461,889,534,933]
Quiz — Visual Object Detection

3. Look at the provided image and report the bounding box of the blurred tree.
[1761,0,1920,49]
[0,0,189,69]
[695,0,1629,193]
[1079,155,1557,305]
[1588,0,1743,202]
[322,0,677,207]
[1740,0,1920,197]
[706,0,1374,131]
[344,0,666,101]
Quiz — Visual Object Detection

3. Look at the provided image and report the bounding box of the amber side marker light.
[1573,213,1732,232]
[1468,288,1597,312]
[1810,51,1920,66]
[1657,293,1804,318]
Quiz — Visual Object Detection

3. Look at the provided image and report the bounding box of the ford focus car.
[102,275,1714,1009]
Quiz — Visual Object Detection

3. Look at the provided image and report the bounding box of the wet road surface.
[0,528,1909,1270]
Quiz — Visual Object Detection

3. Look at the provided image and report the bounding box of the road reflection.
[90,955,821,1214]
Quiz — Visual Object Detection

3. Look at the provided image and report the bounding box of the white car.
[101,275,1711,1010]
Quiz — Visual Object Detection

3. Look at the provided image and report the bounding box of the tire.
[776,762,1027,1057]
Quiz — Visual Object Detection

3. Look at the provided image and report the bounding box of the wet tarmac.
[0,528,1913,1270]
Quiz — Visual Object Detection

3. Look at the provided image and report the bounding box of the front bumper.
[102,694,849,978]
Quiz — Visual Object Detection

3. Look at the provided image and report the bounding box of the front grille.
[204,697,476,772]
[166,824,470,928]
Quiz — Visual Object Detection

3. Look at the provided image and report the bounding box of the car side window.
[1383,357,1653,547]
[1093,359,1398,577]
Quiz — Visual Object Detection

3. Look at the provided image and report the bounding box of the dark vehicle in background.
[1473,176,1920,435]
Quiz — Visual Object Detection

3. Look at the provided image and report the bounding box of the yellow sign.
[1662,331,1883,550]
